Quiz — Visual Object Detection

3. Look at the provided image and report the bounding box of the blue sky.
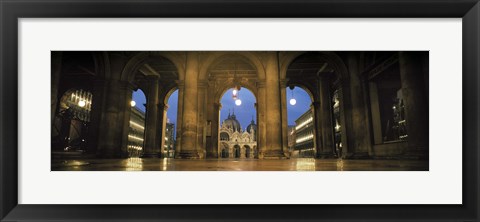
[132,86,311,133]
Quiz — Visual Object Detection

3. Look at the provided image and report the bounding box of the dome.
[222,113,242,132]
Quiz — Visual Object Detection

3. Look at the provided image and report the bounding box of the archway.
[233,145,241,158]
[218,87,257,159]
[244,145,251,158]
[52,88,93,152]
[283,52,345,159]
[124,54,179,158]
[221,142,229,158]
[285,86,315,158]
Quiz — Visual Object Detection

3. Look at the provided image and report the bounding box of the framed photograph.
[1,0,479,221]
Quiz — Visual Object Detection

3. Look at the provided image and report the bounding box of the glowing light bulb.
[78,100,86,107]
[232,89,238,96]
[235,99,242,106]
[130,100,136,107]
[289,98,297,105]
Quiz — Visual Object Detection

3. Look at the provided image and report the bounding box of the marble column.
[178,52,200,158]
[316,77,335,158]
[262,52,285,159]
[142,75,161,158]
[399,52,429,158]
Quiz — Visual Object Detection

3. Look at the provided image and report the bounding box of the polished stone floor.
[51,158,428,171]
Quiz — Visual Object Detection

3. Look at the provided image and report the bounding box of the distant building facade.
[219,112,257,158]
[128,107,145,157]
[164,122,176,158]
[294,107,315,157]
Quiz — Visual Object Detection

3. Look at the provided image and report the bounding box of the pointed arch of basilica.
[52,51,429,160]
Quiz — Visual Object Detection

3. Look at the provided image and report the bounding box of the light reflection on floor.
[52,158,428,171]
[295,158,316,171]
[126,157,143,171]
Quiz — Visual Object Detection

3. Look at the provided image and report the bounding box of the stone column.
[253,101,260,159]
[96,80,131,158]
[342,53,370,159]
[262,52,285,159]
[316,76,335,158]
[280,80,289,158]
[51,52,62,125]
[86,80,107,154]
[208,102,221,158]
[196,80,208,158]
[256,82,267,158]
[156,104,168,158]
[175,80,184,155]
[142,75,160,158]
[178,52,200,158]
[399,52,429,158]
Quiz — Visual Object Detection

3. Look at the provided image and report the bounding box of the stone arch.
[162,85,179,106]
[120,52,184,83]
[285,84,316,104]
[198,52,266,81]
[215,83,258,106]
[233,144,241,158]
[244,145,251,158]
[220,132,230,141]
[221,142,230,158]
[280,52,350,159]
[280,52,349,82]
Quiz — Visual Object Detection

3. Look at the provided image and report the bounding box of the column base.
[260,150,287,159]
[176,151,201,159]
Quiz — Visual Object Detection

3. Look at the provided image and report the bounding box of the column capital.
[160,103,169,111]
[197,80,208,88]
[279,79,288,88]
[176,80,185,87]
[256,80,266,88]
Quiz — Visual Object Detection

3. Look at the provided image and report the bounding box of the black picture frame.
[1,0,479,221]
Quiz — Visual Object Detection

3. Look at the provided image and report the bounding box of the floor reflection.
[125,157,143,171]
[52,158,428,171]
[295,158,316,171]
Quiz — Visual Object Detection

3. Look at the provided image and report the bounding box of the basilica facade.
[219,112,257,158]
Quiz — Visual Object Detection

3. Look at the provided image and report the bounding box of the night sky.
[132,86,311,134]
